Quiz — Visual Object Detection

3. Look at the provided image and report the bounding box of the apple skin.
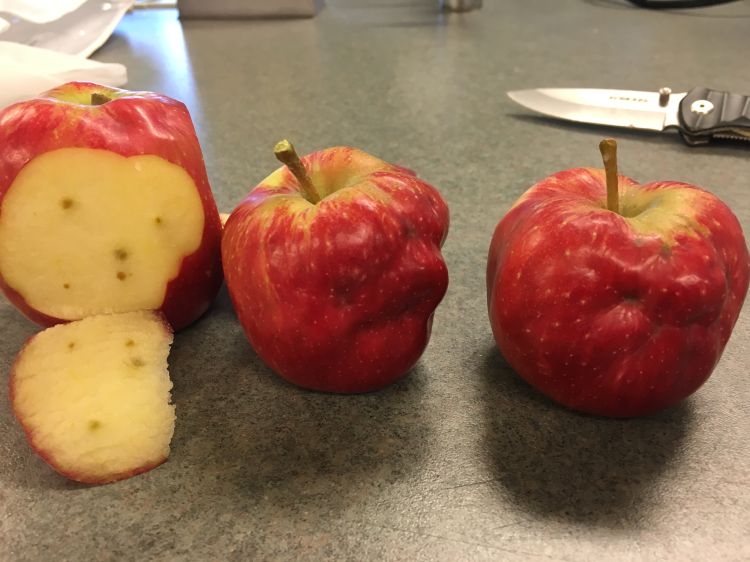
[487,168,749,418]
[0,81,223,331]
[8,313,173,485]
[222,147,449,393]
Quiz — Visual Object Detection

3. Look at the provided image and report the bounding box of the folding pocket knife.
[507,87,750,146]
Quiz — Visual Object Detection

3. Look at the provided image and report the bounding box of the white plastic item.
[0,0,133,57]
[0,0,87,24]
[0,41,127,110]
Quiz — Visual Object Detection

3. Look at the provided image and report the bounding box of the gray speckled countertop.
[2,1,749,560]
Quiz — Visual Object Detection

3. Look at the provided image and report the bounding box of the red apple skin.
[0,81,223,331]
[8,314,173,485]
[487,168,749,418]
[222,147,449,393]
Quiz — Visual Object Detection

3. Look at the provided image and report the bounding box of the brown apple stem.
[599,138,619,214]
[274,140,322,203]
[91,93,111,106]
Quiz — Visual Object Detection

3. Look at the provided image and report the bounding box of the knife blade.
[507,87,750,146]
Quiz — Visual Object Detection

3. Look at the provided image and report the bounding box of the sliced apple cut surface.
[10,311,176,484]
[0,147,204,321]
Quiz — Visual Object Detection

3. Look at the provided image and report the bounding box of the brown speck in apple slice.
[114,248,128,261]
[116,271,127,281]
[60,198,74,210]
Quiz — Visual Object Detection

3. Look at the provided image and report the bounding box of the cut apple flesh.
[0,147,204,320]
[10,311,175,484]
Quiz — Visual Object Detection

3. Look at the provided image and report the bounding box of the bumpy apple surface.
[0,82,223,330]
[487,168,749,417]
[10,311,175,484]
[222,146,449,393]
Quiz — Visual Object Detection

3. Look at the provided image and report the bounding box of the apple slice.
[9,311,176,484]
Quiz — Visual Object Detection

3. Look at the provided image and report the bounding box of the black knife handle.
[679,87,750,145]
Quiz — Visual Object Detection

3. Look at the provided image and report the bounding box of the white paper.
[0,0,87,23]
[0,1,134,58]
[0,41,127,110]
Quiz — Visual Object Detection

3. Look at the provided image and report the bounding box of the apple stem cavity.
[90,93,111,106]
[599,138,619,214]
[274,140,322,203]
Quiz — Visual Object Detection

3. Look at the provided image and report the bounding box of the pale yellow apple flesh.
[11,311,175,484]
[0,147,204,320]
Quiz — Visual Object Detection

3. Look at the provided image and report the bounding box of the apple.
[222,141,449,393]
[486,139,749,418]
[0,81,223,331]
[10,311,175,484]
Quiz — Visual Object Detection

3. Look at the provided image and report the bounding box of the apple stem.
[91,93,111,106]
[274,140,322,203]
[599,138,619,214]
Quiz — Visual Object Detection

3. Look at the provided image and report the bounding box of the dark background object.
[627,0,739,9]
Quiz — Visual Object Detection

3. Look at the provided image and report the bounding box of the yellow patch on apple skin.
[619,184,710,244]
[0,147,204,321]
[259,167,288,189]
[257,147,395,203]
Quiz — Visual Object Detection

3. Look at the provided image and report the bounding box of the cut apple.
[0,147,205,322]
[9,311,176,484]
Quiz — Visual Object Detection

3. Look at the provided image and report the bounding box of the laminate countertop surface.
[2,1,749,560]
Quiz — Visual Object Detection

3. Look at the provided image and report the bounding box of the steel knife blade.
[507,87,750,146]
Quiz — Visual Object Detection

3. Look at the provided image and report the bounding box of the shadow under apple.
[479,344,694,528]
[168,301,432,515]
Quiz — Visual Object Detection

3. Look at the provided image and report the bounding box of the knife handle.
[679,87,750,146]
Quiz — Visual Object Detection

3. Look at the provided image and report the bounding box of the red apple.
[0,82,223,331]
[486,140,749,418]
[222,141,449,393]
[10,311,176,484]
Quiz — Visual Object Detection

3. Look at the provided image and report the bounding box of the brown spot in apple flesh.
[154,216,163,225]
[131,357,145,367]
[125,339,135,347]
[88,420,101,430]
[114,248,128,260]
[60,198,74,209]
[63,283,70,289]
[116,271,127,281]
[68,341,75,350]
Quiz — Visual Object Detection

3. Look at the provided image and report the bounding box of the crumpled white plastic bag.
[0,0,87,23]
[0,41,127,110]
